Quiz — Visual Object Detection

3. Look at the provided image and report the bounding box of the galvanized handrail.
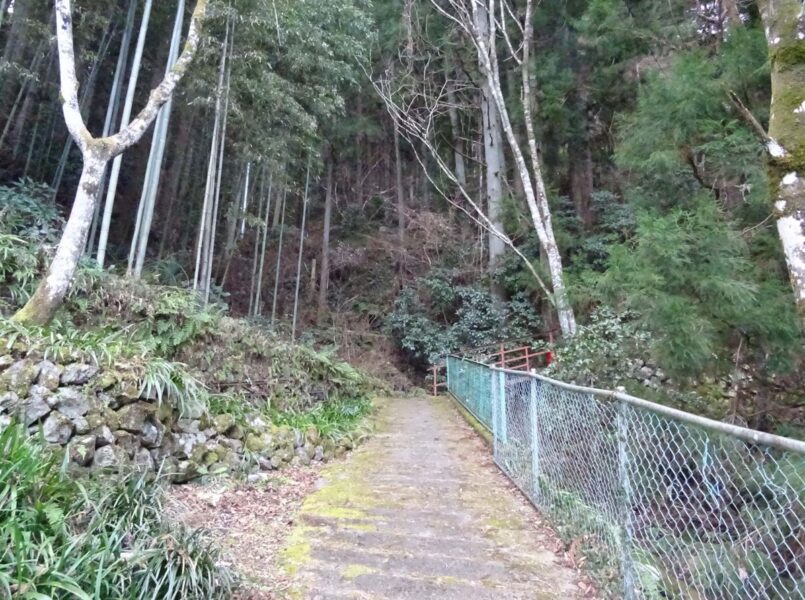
[492,366,805,454]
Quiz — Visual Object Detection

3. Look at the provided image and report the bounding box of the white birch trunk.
[759,0,805,319]
[14,0,207,325]
[472,0,577,335]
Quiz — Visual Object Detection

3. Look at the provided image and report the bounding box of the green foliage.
[0,234,39,307]
[0,423,233,599]
[0,180,63,309]
[546,307,652,386]
[0,179,61,239]
[139,358,209,418]
[0,317,147,365]
[596,200,801,377]
[269,396,372,441]
[387,271,544,367]
[616,30,770,216]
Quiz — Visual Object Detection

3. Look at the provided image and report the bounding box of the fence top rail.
[446,357,805,454]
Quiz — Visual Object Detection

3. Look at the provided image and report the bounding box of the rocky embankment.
[0,355,361,482]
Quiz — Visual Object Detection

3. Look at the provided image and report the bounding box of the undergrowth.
[268,396,373,440]
[0,182,374,427]
[0,423,234,599]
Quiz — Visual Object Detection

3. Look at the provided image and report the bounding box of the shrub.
[387,271,544,368]
[545,306,652,387]
[0,423,234,599]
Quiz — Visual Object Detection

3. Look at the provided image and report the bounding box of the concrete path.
[280,396,583,599]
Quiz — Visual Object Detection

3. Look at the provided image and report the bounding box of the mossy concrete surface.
[279,395,583,599]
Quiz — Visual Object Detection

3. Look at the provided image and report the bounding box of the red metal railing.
[489,344,553,371]
[430,334,556,396]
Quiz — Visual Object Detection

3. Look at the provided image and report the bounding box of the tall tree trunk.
[470,0,577,335]
[254,172,273,316]
[53,16,113,203]
[292,161,312,340]
[317,158,334,323]
[193,18,230,297]
[475,9,507,302]
[157,110,195,259]
[249,168,267,316]
[14,154,106,324]
[13,0,207,325]
[271,186,288,326]
[86,0,137,253]
[759,0,805,319]
[128,0,185,278]
[569,142,594,228]
[394,125,406,276]
[219,164,247,286]
[445,64,467,189]
[97,0,155,268]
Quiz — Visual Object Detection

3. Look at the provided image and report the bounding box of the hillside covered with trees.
[0,0,804,597]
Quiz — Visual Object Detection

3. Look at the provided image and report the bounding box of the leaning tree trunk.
[13,154,106,324]
[518,1,577,336]
[467,0,577,336]
[760,0,805,319]
[13,0,207,326]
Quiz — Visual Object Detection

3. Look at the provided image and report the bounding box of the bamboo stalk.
[291,159,312,340]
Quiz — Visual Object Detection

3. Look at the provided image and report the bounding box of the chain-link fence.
[446,356,805,599]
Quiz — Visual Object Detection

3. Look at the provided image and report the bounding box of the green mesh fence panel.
[446,356,805,599]
[446,355,493,430]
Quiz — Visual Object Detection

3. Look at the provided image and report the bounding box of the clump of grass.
[0,316,148,365]
[0,423,235,599]
[269,396,373,440]
[138,357,209,418]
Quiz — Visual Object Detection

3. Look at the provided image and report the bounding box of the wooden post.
[499,343,505,367]
[432,366,438,396]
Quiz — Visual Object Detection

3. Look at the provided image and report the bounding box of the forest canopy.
[0,0,802,434]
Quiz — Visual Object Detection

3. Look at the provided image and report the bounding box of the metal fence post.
[617,400,637,600]
[446,357,451,393]
[529,377,541,503]
[498,370,507,445]
[491,368,499,454]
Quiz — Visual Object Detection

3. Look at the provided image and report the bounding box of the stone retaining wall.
[0,356,357,482]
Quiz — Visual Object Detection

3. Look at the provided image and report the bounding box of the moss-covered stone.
[43,412,74,444]
[93,444,130,470]
[305,425,320,445]
[245,432,266,452]
[117,402,157,433]
[0,359,40,396]
[36,360,62,391]
[213,413,235,434]
[95,371,118,390]
[70,435,96,467]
